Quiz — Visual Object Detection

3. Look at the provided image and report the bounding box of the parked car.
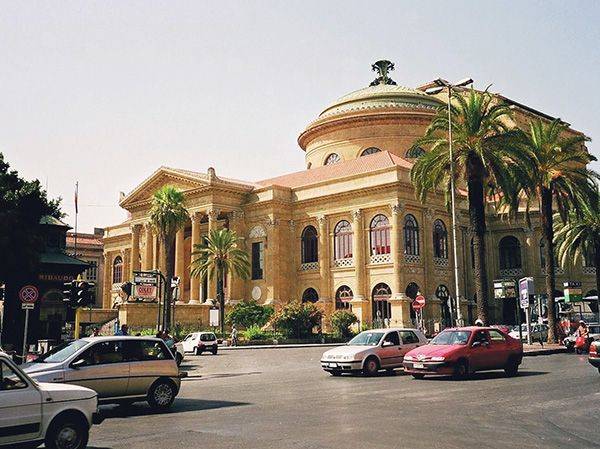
[403,326,523,379]
[508,324,549,342]
[563,323,600,351]
[174,341,185,365]
[588,340,600,374]
[1,351,103,449]
[181,332,218,355]
[23,336,181,410]
[321,328,427,376]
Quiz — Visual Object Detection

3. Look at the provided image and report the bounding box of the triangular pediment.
[120,167,209,208]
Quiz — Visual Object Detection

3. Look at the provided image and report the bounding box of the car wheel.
[412,373,425,380]
[576,348,582,355]
[195,347,202,356]
[362,357,379,376]
[211,346,218,355]
[452,360,469,380]
[147,380,176,410]
[176,353,183,366]
[45,415,89,449]
[504,357,519,377]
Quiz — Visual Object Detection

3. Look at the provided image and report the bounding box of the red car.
[589,341,600,374]
[403,326,523,379]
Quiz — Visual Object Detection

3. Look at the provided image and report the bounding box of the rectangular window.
[85,261,98,281]
[252,242,264,280]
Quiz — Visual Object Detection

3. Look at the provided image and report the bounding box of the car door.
[469,330,492,370]
[487,329,510,368]
[127,339,175,397]
[182,334,194,353]
[0,359,42,445]
[64,340,130,399]
[377,331,403,367]
[398,330,422,358]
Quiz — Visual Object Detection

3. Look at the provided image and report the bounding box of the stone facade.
[102,63,596,331]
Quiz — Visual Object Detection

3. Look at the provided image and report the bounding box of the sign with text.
[519,277,534,309]
[133,271,159,301]
[494,279,517,299]
[563,281,583,303]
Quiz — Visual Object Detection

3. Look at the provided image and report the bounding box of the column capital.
[265,217,279,227]
[424,207,436,222]
[191,211,203,224]
[144,221,153,231]
[351,209,362,221]
[390,201,405,215]
[130,223,142,234]
[207,207,220,221]
[231,210,245,221]
[288,219,295,230]
[317,215,327,227]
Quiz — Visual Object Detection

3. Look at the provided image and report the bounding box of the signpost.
[19,285,38,358]
[412,295,426,331]
[519,277,534,345]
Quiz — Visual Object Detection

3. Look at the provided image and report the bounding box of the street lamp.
[426,77,473,326]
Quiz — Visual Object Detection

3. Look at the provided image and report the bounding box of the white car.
[181,332,219,355]
[509,324,549,342]
[174,341,185,365]
[0,352,102,449]
[321,328,428,376]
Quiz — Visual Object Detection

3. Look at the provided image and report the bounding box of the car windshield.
[34,340,89,363]
[430,330,471,345]
[348,332,384,346]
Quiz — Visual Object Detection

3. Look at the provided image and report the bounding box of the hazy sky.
[1,1,599,232]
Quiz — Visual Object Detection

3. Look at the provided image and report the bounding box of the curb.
[523,347,568,357]
[219,343,345,350]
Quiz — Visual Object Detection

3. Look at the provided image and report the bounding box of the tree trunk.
[467,155,490,325]
[540,186,557,343]
[217,266,225,337]
[159,235,176,331]
[594,240,600,321]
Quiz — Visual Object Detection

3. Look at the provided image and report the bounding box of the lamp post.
[426,77,473,326]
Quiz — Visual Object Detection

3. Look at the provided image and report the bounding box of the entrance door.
[372,283,392,326]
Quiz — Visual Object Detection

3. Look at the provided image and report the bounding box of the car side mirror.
[471,341,481,348]
[71,358,87,369]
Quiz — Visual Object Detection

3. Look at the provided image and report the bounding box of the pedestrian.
[576,320,590,343]
[231,325,239,347]
[90,327,100,337]
[116,324,129,336]
[475,319,484,327]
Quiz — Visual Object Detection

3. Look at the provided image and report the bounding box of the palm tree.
[191,228,250,336]
[554,185,600,319]
[149,185,189,330]
[410,88,524,324]
[513,119,595,343]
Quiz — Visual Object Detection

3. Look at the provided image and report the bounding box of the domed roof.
[319,83,440,118]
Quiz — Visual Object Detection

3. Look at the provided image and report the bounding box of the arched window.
[405,146,426,158]
[360,147,381,157]
[112,256,123,284]
[335,285,353,310]
[370,214,391,255]
[433,219,448,259]
[499,236,521,269]
[324,153,341,165]
[302,288,319,303]
[436,285,452,327]
[372,283,392,322]
[405,282,420,300]
[301,226,318,263]
[334,220,353,260]
[403,214,420,256]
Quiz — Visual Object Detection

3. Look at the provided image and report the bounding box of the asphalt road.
[87,348,599,449]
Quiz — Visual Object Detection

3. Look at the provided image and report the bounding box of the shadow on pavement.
[417,370,549,381]
[183,371,262,381]
[100,398,250,419]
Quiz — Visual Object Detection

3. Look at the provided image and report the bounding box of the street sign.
[133,271,159,301]
[209,308,219,327]
[563,281,582,303]
[412,295,426,311]
[21,302,35,310]
[19,285,39,303]
[493,279,517,299]
[519,277,534,310]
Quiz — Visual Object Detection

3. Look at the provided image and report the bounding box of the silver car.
[23,336,181,410]
[321,328,428,376]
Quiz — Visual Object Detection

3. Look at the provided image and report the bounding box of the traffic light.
[63,280,77,305]
[75,281,95,307]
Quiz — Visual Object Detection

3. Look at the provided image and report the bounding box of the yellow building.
[102,61,597,331]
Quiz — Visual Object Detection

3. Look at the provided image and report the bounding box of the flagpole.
[74,181,78,257]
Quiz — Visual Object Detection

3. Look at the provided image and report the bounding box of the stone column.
[143,224,153,270]
[352,210,367,321]
[130,224,141,278]
[390,202,404,298]
[103,253,112,309]
[228,211,246,301]
[152,233,159,270]
[189,212,202,304]
[174,228,185,303]
[317,215,331,302]
[206,207,220,301]
[266,217,279,302]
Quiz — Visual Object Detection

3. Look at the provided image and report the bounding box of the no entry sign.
[412,294,426,311]
[19,285,39,303]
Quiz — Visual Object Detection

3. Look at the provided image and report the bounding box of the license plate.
[328,363,338,368]
[413,362,425,369]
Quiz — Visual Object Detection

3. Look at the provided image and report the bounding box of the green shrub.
[331,310,358,338]
[272,301,322,339]
[226,300,274,328]
[242,325,269,341]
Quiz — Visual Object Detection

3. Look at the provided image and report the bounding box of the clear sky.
[1,1,599,232]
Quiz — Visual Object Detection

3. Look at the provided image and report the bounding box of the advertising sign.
[563,281,583,303]
[209,308,219,327]
[133,271,159,302]
[519,277,534,309]
[493,279,517,299]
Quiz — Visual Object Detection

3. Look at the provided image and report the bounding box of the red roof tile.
[257,151,412,189]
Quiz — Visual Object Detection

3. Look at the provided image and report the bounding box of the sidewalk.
[219,342,568,356]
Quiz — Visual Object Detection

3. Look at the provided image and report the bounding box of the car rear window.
[200,333,216,342]
[399,330,419,344]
